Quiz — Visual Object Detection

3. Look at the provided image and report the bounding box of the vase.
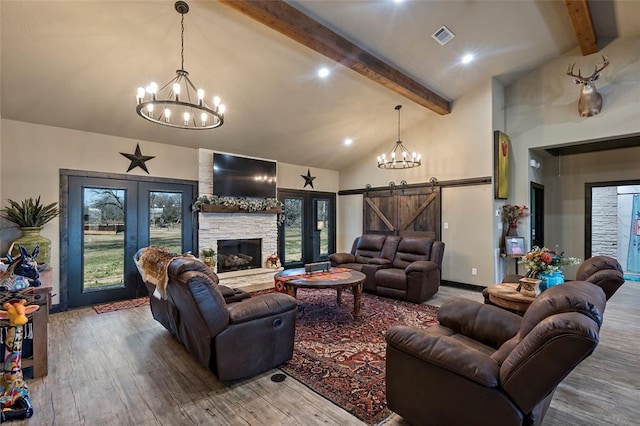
[10,227,51,265]
[537,271,565,294]
[506,224,518,237]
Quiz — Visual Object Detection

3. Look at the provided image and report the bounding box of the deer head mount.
[567,56,609,117]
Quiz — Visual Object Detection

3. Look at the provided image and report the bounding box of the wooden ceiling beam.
[218,0,451,115]
[563,0,598,55]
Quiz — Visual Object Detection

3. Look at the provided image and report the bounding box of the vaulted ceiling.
[1,1,638,170]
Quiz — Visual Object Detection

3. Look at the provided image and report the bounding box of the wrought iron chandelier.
[136,1,225,130]
[377,105,421,169]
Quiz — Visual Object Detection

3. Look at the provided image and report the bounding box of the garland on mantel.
[192,195,285,225]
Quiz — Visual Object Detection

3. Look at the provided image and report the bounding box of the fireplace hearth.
[217,238,262,273]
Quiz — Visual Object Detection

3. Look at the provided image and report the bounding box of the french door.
[278,189,336,268]
[66,175,195,308]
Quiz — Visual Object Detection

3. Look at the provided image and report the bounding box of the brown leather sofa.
[329,235,444,303]
[134,249,297,382]
[385,281,607,425]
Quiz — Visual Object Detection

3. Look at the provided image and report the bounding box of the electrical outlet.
[443,222,449,229]
[471,268,478,276]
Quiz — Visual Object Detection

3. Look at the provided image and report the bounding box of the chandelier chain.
[180,13,185,70]
[397,105,401,141]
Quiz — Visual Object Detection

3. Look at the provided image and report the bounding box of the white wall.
[338,82,496,286]
[1,119,198,304]
[507,36,640,273]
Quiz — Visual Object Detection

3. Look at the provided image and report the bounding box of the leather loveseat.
[329,235,444,303]
[134,247,297,382]
[386,281,608,425]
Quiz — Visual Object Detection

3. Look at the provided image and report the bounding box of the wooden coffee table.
[274,268,366,318]
[486,282,535,314]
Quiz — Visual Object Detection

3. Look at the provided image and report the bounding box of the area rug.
[93,297,149,314]
[270,288,439,425]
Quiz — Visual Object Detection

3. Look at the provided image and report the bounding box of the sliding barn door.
[363,187,441,239]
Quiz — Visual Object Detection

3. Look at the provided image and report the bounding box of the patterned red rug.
[93,297,149,314]
[273,288,439,425]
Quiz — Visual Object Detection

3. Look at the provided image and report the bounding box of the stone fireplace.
[217,238,262,273]
[198,148,281,289]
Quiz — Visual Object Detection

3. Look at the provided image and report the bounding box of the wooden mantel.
[198,205,283,214]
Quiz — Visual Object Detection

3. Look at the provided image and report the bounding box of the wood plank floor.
[24,283,639,425]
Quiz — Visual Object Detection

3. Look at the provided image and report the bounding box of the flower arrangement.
[519,246,581,277]
[192,195,285,225]
[501,204,529,228]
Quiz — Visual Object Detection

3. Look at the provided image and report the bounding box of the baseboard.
[441,280,485,292]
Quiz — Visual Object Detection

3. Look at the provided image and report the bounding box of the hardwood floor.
[25,283,638,425]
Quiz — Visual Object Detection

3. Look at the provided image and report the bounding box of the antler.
[567,56,609,80]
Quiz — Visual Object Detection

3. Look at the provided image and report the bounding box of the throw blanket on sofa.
[134,246,199,299]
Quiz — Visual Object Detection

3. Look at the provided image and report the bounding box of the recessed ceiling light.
[318,67,330,78]
[393,0,404,3]
[344,138,353,146]
[461,54,474,64]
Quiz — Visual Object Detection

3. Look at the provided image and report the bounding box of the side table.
[486,282,534,315]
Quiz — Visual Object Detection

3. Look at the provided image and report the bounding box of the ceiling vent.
[431,25,455,46]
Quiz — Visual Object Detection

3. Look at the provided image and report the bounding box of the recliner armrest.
[226,293,297,325]
[367,257,392,267]
[329,252,357,265]
[405,260,438,274]
[386,325,500,387]
[438,298,522,347]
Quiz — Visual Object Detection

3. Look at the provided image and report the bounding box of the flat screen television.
[213,153,277,198]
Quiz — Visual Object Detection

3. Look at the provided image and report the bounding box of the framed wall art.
[494,131,510,199]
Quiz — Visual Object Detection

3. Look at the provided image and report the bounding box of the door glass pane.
[149,191,183,254]
[83,188,125,292]
[284,198,303,263]
[316,199,329,257]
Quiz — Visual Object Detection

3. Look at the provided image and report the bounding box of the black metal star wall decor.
[301,169,316,189]
[120,143,155,174]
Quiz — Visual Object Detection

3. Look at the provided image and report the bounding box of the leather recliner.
[575,255,624,300]
[136,252,297,382]
[385,281,607,425]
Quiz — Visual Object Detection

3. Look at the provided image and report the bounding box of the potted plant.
[1,196,60,264]
[201,247,216,267]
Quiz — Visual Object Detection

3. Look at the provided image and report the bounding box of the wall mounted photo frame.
[494,131,510,199]
[505,236,525,256]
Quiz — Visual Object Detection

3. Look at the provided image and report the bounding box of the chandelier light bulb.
[173,83,181,100]
[147,104,154,117]
[200,112,207,126]
[219,104,226,114]
[137,87,145,103]
[164,108,171,123]
[197,89,205,106]
[213,96,221,107]
[183,112,190,125]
